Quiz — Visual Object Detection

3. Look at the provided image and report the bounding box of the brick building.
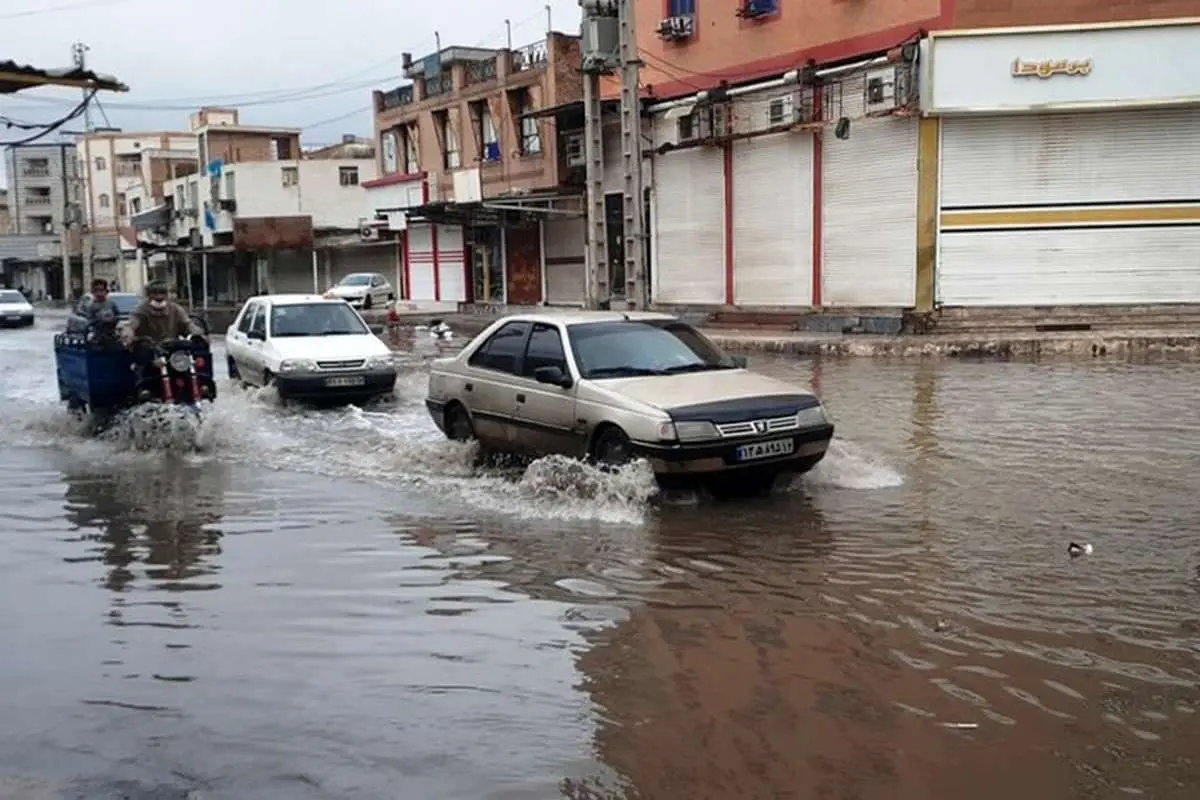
[365,31,586,307]
[631,0,1200,323]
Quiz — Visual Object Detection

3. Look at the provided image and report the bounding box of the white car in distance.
[325,272,393,309]
[0,289,34,327]
[224,294,397,404]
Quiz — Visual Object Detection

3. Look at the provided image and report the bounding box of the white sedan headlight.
[279,359,317,373]
[364,355,393,369]
[797,405,828,427]
[674,420,719,442]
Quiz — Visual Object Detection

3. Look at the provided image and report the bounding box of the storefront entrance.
[470,226,503,303]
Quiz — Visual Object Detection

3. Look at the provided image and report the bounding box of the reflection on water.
[1,317,1199,798]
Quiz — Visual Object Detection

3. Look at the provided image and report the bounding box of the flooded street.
[2,313,1198,799]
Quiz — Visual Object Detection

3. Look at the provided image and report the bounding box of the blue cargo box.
[54,334,135,408]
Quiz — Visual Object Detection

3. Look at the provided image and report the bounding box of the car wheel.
[226,356,240,380]
[444,403,475,441]
[592,425,633,468]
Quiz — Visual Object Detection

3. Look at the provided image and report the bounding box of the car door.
[226,301,256,376]
[513,322,580,456]
[462,320,531,448]
[240,303,270,384]
[371,274,389,304]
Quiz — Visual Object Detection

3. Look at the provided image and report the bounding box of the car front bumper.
[633,423,835,478]
[0,312,34,326]
[275,368,397,400]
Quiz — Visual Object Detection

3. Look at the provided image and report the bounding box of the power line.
[301,106,372,130]
[0,0,134,20]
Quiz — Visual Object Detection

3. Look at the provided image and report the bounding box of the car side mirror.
[247,329,265,340]
[729,355,748,368]
[534,365,572,388]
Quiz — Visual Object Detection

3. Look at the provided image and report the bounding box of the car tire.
[444,403,475,441]
[592,425,633,468]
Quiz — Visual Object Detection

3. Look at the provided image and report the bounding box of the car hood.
[591,369,816,412]
[327,285,367,297]
[0,301,33,312]
[270,334,387,360]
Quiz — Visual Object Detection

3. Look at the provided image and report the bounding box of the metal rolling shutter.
[653,148,724,304]
[938,108,1200,304]
[331,245,397,288]
[267,250,313,294]
[543,216,585,305]
[407,223,435,301]
[731,132,813,305]
[436,225,465,302]
[822,74,917,306]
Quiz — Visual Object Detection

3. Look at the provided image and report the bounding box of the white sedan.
[0,289,34,327]
[325,272,393,309]
[224,294,397,404]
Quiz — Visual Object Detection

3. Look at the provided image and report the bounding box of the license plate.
[325,376,366,387]
[735,438,795,461]
[3,314,17,319]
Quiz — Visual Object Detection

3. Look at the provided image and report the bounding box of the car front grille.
[317,359,365,370]
[715,414,801,438]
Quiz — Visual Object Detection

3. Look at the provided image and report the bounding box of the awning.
[0,59,127,94]
[130,203,171,231]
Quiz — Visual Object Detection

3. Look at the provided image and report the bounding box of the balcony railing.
[21,167,50,178]
[465,58,497,85]
[511,40,548,72]
[425,74,447,97]
[380,85,414,110]
[23,194,52,205]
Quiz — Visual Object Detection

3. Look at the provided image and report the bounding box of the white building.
[923,17,1200,306]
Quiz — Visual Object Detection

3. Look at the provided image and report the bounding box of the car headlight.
[796,405,827,427]
[364,355,393,369]
[655,420,677,441]
[167,351,193,372]
[674,420,719,442]
[279,359,317,373]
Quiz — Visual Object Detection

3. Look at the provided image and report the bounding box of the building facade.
[141,108,383,305]
[366,31,584,308]
[0,189,10,235]
[2,142,79,236]
[922,17,1200,307]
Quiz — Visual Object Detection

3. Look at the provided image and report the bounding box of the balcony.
[23,194,52,206]
[425,74,447,97]
[379,85,413,111]
[511,40,548,72]
[21,166,50,178]
[465,58,497,86]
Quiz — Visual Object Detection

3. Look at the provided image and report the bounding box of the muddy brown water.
[1,317,1198,798]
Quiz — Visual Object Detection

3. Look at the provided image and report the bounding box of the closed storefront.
[731,127,813,306]
[328,243,399,292]
[927,20,1200,306]
[542,216,585,305]
[406,223,436,300]
[821,74,917,306]
[405,223,466,302]
[436,225,466,302]
[652,114,724,304]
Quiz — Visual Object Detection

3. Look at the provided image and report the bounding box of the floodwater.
[1,313,1198,799]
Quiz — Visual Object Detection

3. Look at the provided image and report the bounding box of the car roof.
[493,310,679,326]
[251,294,348,306]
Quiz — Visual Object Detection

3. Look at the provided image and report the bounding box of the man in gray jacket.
[123,281,203,344]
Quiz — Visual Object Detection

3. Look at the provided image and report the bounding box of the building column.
[915,116,940,314]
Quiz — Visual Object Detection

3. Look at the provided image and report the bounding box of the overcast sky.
[0,0,583,188]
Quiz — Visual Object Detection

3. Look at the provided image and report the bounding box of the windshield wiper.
[586,366,664,378]
[661,363,730,374]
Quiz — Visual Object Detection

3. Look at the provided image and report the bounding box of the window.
[521,323,566,377]
[434,110,460,169]
[509,88,541,155]
[403,124,419,173]
[339,166,359,186]
[381,131,398,173]
[94,156,106,171]
[224,171,235,198]
[471,100,500,162]
[247,305,266,336]
[468,321,530,374]
[272,137,293,160]
[567,319,732,379]
[668,0,695,15]
[131,197,141,213]
[175,185,185,209]
[335,273,371,286]
[98,193,110,208]
[281,166,299,186]
[117,192,127,216]
[269,302,369,337]
[237,303,260,333]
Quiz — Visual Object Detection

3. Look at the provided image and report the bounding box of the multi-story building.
[75,128,197,274]
[622,0,1200,325]
[2,142,79,236]
[141,109,383,305]
[365,31,585,307]
[0,189,10,235]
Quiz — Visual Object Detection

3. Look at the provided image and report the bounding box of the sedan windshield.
[337,274,371,286]
[567,320,735,379]
[270,303,369,337]
[0,290,25,304]
[108,294,139,314]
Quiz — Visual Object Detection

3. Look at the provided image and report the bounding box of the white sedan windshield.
[0,290,26,304]
[270,303,368,336]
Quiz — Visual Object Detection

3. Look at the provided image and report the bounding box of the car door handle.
[464,382,473,392]
[516,393,526,403]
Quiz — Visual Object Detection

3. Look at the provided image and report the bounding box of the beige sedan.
[425,311,834,497]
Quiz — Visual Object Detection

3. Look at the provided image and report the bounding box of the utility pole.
[72,41,93,295]
[578,0,614,308]
[615,0,646,308]
[72,42,92,131]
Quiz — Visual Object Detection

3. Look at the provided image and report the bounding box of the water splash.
[801,439,904,490]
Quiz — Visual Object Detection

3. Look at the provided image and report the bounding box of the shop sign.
[1010,58,1092,78]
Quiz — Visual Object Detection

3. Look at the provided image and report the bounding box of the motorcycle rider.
[123,281,204,345]
[85,278,119,339]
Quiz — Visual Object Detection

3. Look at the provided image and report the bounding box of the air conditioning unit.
[360,225,380,241]
[865,66,899,109]
[767,95,793,126]
[736,0,778,19]
[657,15,695,41]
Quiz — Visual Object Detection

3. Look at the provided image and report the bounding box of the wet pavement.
[1,312,1198,799]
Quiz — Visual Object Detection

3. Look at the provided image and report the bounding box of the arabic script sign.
[1011,58,1093,78]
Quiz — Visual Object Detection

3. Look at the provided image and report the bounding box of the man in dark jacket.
[123,281,203,344]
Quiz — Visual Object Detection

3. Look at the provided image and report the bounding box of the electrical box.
[581,16,620,73]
